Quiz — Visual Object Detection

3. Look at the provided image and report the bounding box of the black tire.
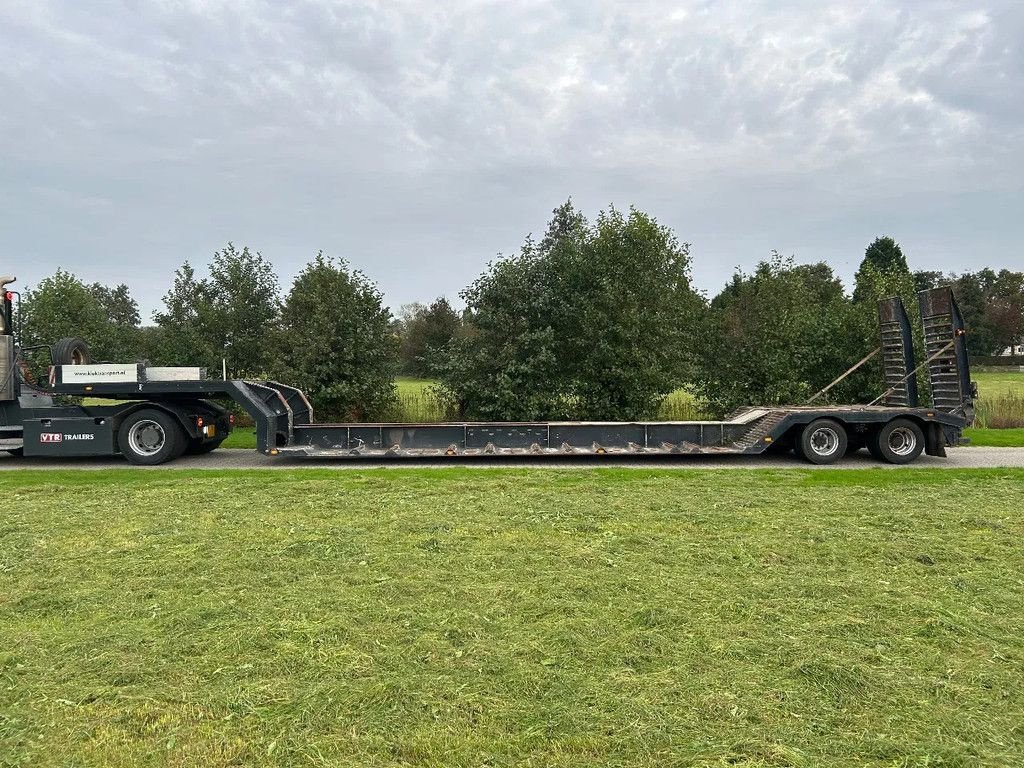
[51,337,91,366]
[185,438,225,455]
[871,418,925,465]
[118,409,186,465]
[866,428,885,461]
[798,418,848,465]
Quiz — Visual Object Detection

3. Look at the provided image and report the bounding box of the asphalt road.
[1,447,1023,470]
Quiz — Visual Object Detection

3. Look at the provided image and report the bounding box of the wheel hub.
[888,426,917,456]
[128,420,166,456]
[809,427,840,456]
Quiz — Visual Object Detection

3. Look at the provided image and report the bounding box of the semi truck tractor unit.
[0,277,975,466]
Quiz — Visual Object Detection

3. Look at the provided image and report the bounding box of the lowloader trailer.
[0,278,975,466]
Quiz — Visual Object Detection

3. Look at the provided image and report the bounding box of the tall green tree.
[853,236,914,305]
[946,269,1024,356]
[152,245,280,376]
[88,282,142,361]
[18,270,142,362]
[439,201,702,420]
[201,244,280,377]
[397,297,462,377]
[151,261,211,366]
[275,253,397,420]
[912,270,945,294]
[853,236,909,301]
[693,255,862,414]
[988,269,1024,355]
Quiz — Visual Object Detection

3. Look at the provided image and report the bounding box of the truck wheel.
[871,419,924,465]
[51,337,91,366]
[798,418,847,465]
[118,410,185,465]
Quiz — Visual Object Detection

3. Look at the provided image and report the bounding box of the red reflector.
[196,417,204,427]
[229,414,235,425]
[4,292,11,301]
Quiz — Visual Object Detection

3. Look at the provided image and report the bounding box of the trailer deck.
[275,404,963,459]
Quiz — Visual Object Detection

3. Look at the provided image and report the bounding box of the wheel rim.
[887,426,918,456]
[128,420,166,456]
[808,426,840,457]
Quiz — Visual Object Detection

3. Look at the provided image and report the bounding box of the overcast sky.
[2,0,1022,318]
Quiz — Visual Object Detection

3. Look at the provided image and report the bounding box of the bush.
[439,201,702,420]
[275,253,397,421]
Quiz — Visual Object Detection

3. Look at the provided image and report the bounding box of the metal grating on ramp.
[877,297,918,407]
[917,287,974,420]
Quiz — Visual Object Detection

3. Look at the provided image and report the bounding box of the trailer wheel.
[871,418,924,465]
[118,410,185,465]
[798,418,847,465]
[51,337,91,366]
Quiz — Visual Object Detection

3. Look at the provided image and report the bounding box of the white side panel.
[145,367,205,381]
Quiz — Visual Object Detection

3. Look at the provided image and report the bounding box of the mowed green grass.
[963,427,1024,447]
[2,469,1023,766]
[395,376,435,397]
[974,370,1024,395]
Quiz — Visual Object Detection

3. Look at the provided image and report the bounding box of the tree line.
[14,201,1024,420]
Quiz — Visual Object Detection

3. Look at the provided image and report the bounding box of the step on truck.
[0,277,975,466]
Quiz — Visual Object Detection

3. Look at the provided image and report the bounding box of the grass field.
[973,370,1024,395]
[388,371,1024,427]
[973,370,1024,429]
[962,427,1024,447]
[2,469,1023,766]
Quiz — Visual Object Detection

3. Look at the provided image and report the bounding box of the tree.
[853,236,913,304]
[438,201,702,420]
[853,236,909,302]
[18,270,142,362]
[152,245,280,376]
[912,270,945,294]
[152,261,215,367]
[274,253,397,420]
[945,269,1024,356]
[988,269,1024,355]
[397,297,462,377]
[692,254,862,414]
[201,244,280,377]
[88,282,142,361]
[19,270,105,348]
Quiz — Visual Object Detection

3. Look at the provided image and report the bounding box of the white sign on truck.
[58,364,139,384]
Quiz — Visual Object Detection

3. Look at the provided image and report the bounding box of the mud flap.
[924,422,947,457]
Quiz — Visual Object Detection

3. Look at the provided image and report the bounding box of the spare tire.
[51,337,91,366]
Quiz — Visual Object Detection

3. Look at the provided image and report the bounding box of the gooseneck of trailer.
[0,282,975,466]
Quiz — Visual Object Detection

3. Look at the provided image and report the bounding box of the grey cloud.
[1,0,1022,319]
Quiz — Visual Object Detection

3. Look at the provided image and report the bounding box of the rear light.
[229,414,235,425]
[196,417,204,427]
[4,292,11,302]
